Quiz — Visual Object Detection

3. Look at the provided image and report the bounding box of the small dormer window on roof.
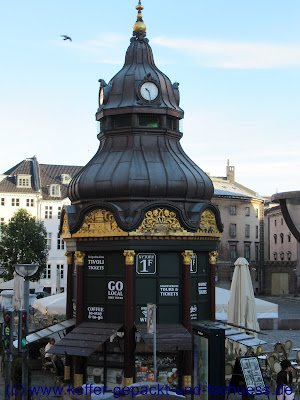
[60,174,71,185]
[17,174,31,188]
[50,184,61,197]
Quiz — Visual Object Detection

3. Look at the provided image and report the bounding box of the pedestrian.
[45,338,55,361]
[276,360,294,400]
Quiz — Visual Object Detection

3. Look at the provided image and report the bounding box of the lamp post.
[271,191,300,291]
[14,264,39,400]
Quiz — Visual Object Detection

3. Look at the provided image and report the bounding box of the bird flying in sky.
[61,35,72,42]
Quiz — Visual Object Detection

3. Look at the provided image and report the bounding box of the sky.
[1,0,300,196]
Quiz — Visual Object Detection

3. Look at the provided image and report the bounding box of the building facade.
[211,161,265,294]
[264,204,299,294]
[0,156,81,293]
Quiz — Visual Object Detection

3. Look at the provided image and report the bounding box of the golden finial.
[133,0,146,36]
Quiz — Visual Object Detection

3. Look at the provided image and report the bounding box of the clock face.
[140,82,159,101]
[99,88,104,106]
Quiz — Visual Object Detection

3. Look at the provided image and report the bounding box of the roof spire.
[133,0,146,39]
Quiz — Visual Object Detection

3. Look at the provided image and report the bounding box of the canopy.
[215,287,278,320]
[0,279,43,291]
[32,292,66,315]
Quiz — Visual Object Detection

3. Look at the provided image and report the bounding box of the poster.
[239,357,265,393]
[86,367,104,384]
[107,368,124,390]
[194,334,208,400]
[87,254,105,272]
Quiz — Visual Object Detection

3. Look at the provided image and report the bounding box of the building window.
[1,198,5,206]
[57,264,64,279]
[273,252,278,260]
[281,218,283,225]
[280,251,284,260]
[288,233,291,243]
[113,114,131,128]
[166,116,177,130]
[26,199,34,207]
[245,207,250,216]
[47,232,52,249]
[229,223,236,237]
[17,176,30,187]
[256,225,259,239]
[275,220,277,226]
[274,234,277,244]
[280,233,284,244]
[255,208,259,218]
[45,206,53,219]
[244,244,251,261]
[245,224,250,238]
[57,233,65,250]
[138,114,158,128]
[50,185,61,197]
[255,245,259,262]
[11,198,20,206]
[58,206,62,219]
[287,251,291,261]
[229,244,237,261]
[230,205,236,215]
[42,264,51,279]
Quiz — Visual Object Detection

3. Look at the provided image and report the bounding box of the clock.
[140,82,159,101]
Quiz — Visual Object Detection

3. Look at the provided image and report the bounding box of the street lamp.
[271,191,300,242]
[14,264,39,400]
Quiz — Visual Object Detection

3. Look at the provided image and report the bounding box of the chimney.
[226,159,235,182]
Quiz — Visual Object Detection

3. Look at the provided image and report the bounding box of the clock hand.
[145,88,151,101]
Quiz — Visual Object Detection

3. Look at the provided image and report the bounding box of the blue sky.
[1,0,299,196]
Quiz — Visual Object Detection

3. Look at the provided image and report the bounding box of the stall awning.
[48,322,123,357]
[13,319,75,348]
[214,322,266,346]
[136,324,192,352]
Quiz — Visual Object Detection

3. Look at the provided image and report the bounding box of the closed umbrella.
[32,292,66,315]
[227,257,260,353]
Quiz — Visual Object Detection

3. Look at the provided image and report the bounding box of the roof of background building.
[211,178,264,200]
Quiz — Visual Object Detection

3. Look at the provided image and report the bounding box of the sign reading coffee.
[136,253,156,274]
[86,305,104,321]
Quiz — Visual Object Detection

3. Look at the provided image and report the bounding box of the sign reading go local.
[136,253,156,274]
[107,280,124,300]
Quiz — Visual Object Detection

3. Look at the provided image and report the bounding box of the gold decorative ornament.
[124,377,133,386]
[133,0,146,34]
[65,251,73,265]
[75,251,85,267]
[74,373,83,388]
[123,250,136,265]
[181,250,194,265]
[183,375,192,388]
[209,251,218,265]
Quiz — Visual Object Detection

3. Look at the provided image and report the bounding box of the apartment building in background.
[0,156,82,294]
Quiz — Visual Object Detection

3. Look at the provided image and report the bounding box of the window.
[57,233,65,250]
[17,175,31,188]
[42,264,51,279]
[47,232,52,249]
[287,251,291,261]
[229,223,236,237]
[280,251,284,260]
[166,116,177,130]
[229,244,237,260]
[1,198,5,206]
[58,206,62,219]
[281,218,283,225]
[244,244,251,261]
[280,233,284,244]
[45,206,53,219]
[230,205,236,215]
[57,264,64,279]
[245,207,250,216]
[255,245,259,262]
[113,114,131,128]
[273,252,277,260]
[274,234,277,244]
[11,198,20,206]
[26,199,34,207]
[255,208,259,218]
[256,225,259,239]
[138,114,158,127]
[50,185,60,197]
[275,220,277,226]
[245,224,250,238]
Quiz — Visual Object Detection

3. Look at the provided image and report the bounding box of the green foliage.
[0,209,48,280]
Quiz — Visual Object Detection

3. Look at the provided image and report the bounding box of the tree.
[0,209,48,280]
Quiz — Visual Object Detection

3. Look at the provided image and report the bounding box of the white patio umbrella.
[227,257,260,353]
[32,292,66,315]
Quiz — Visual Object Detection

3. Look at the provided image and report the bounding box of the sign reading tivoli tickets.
[87,254,105,272]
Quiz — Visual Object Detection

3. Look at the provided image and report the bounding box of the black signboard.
[136,253,156,274]
[230,357,267,395]
[190,254,197,274]
[191,253,210,321]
